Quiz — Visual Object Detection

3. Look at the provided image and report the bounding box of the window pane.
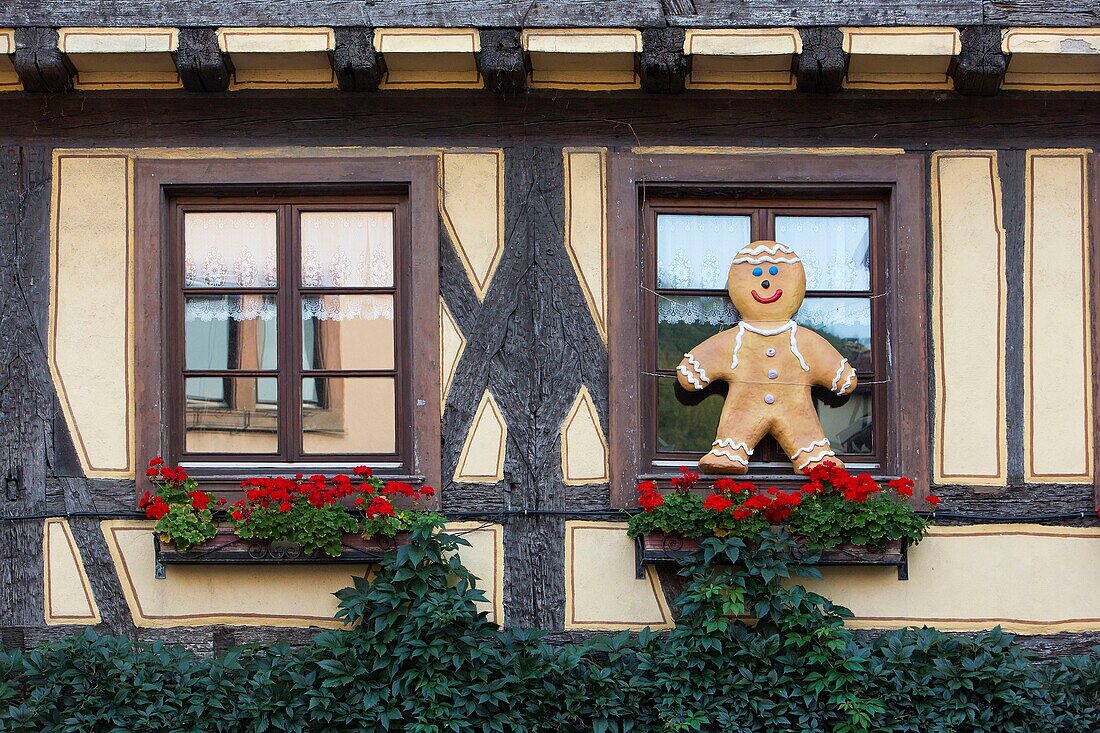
[302,377,396,454]
[185,296,277,370]
[656,214,752,290]
[656,378,725,454]
[185,376,279,454]
[301,211,394,287]
[184,212,277,287]
[774,216,870,291]
[816,385,874,456]
[656,295,737,370]
[796,297,872,369]
[302,295,395,371]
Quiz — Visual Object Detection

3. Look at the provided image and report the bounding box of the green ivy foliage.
[1,527,1096,732]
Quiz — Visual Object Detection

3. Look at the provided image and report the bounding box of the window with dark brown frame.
[168,195,410,466]
[642,197,887,472]
[607,152,929,507]
[134,156,442,501]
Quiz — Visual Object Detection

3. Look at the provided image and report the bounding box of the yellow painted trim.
[59,27,179,53]
[842,26,959,90]
[0,29,22,91]
[1023,149,1094,483]
[631,146,907,156]
[564,521,674,631]
[48,152,136,479]
[930,151,1008,486]
[453,390,508,483]
[216,27,335,53]
[446,521,505,625]
[1002,28,1100,55]
[43,519,101,626]
[522,28,642,90]
[375,27,483,89]
[561,384,610,486]
[0,28,14,56]
[438,150,505,300]
[684,28,802,56]
[562,147,608,341]
[1002,29,1100,91]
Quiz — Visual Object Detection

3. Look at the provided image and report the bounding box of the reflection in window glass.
[796,297,872,369]
[656,379,726,454]
[184,212,278,288]
[775,216,870,291]
[185,376,279,453]
[302,294,395,371]
[656,214,752,290]
[185,295,277,371]
[302,377,396,455]
[656,295,737,370]
[816,385,873,456]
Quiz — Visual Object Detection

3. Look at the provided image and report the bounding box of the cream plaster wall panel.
[843,27,961,89]
[931,152,1007,485]
[445,522,504,625]
[561,385,609,485]
[50,154,133,478]
[59,28,181,89]
[522,29,642,90]
[43,519,101,625]
[1003,29,1100,90]
[439,298,467,415]
[563,148,608,340]
[1024,151,1093,482]
[801,525,1100,634]
[565,522,673,630]
[375,28,481,89]
[0,29,21,91]
[217,28,337,89]
[684,29,800,90]
[439,150,505,300]
[103,521,369,628]
[453,390,507,483]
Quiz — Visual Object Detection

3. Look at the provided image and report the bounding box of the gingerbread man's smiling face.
[726,240,807,323]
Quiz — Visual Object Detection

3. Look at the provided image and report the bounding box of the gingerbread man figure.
[676,240,857,475]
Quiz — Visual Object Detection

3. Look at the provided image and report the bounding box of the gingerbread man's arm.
[797,327,858,396]
[676,331,733,392]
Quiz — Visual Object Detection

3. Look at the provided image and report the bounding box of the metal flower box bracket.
[153,528,408,579]
[635,532,909,581]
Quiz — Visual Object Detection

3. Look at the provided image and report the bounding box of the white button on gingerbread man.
[676,240,857,475]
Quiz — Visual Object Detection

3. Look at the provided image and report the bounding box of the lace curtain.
[774,216,870,291]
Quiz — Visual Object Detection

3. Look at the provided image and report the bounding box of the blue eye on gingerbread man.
[768,265,779,276]
[752,266,763,277]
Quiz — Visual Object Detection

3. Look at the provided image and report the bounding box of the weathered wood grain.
[640,27,689,95]
[932,483,1097,524]
[984,0,1100,26]
[664,0,983,25]
[797,27,846,94]
[1000,150,1026,487]
[0,1,665,28]
[953,26,1006,97]
[333,27,385,92]
[12,27,74,94]
[479,29,526,95]
[175,28,232,93]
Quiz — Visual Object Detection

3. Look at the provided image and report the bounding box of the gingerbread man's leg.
[699,410,768,475]
[771,403,843,474]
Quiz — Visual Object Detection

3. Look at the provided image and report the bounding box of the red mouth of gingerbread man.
[751,289,783,304]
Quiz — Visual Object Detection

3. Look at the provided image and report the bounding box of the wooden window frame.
[608,152,929,507]
[642,197,888,468]
[134,156,441,502]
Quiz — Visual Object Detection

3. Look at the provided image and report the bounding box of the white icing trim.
[838,370,855,395]
[735,242,797,256]
[731,320,810,370]
[791,438,831,461]
[730,255,802,265]
[788,322,810,371]
[795,449,836,472]
[677,364,706,390]
[713,438,753,455]
[683,353,710,384]
[830,359,849,391]
[708,449,749,464]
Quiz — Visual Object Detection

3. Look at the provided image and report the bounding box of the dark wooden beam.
[984,0,1100,26]
[797,27,846,94]
[952,25,1005,97]
[12,27,73,93]
[639,27,689,94]
[333,27,385,92]
[478,29,526,95]
[175,28,232,93]
[666,0,983,26]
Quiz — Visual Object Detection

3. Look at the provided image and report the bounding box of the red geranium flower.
[354,465,373,477]
[279,502,292,513]
[366,495,395,518]
[148,456,164,467]
[926,495,941,507]
[145,498,170,521]
[189,490,210,511]
[703,494,733,512]
[419,486,435,497]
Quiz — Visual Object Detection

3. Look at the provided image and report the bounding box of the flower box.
[153,528,409,578]
[634,531,908,580]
